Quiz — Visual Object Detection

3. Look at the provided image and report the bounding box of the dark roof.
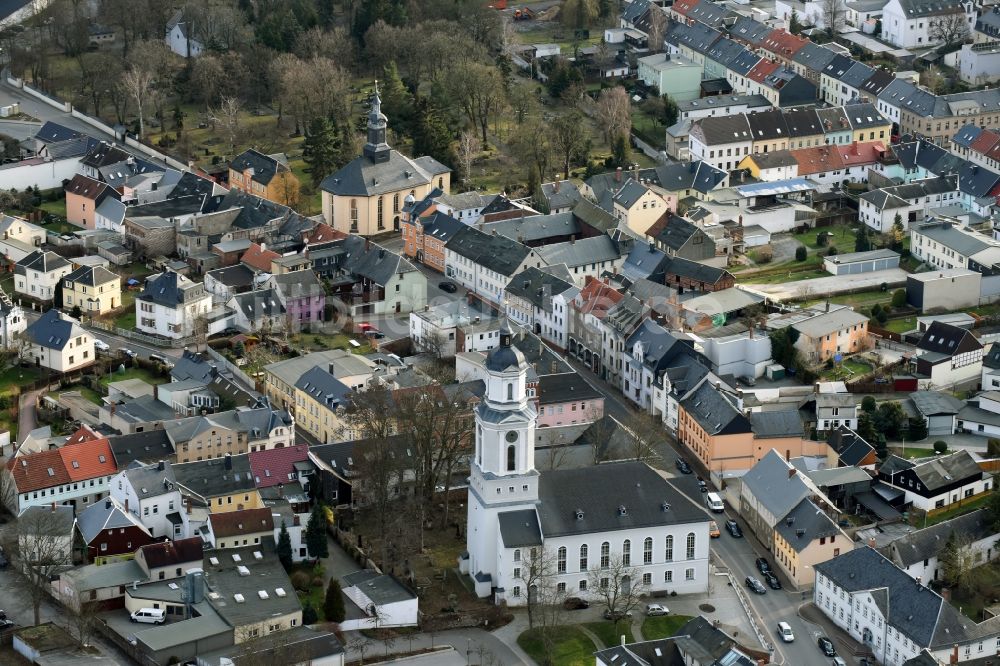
[782,109,822,137]
[295,366,352,409]
[793,42,838,72]
[173,454,257,500]
[861,69,895,97]
[506,266,575,309]
[663,255,731,285]
[537,461,707,537]
[681,381,749,436]
[692,114,751,145]
[139,537,203,569]
[35,121,82,144]
[233,288,286,320]
[985,343,1000,369]
[16,250,71,275]
[845,102,888,130]
[916,321,982,356]
[729,16,772,45]
[497,509,542,547]
[706,37,748,67]
[840,62,876,89]
[827,426,875,466]
[229,149,282,186]
[25,309,80,351]
[895,0,968,18]
[909,450,984,491]
[814,547,976,648]
[647,214,704,252]
[888,509,994,567]
[537,372,603,405]
[319,149,449,197]
[169,171,217,200]
[485,212,582,244]
[417,211,464,244]
[334,235,417,286]
[540,180,581,210]
[81,141,131,168]
[108,430,175,467]
[137,271,206,308]
[774,499,840,552]
[750,410,804,439]
[445,225,534,278]
[746,109,788,142]
[205,264,256,292]
[822,54,855,81]
[727,49,762,76]
[63,265,118,288]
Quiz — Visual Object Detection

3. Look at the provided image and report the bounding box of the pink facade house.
[536,372,605,427]
[269,269,326,331]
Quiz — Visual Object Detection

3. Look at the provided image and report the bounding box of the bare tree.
[821,0,846,36]
[920,65,946,94]
[595,87,632,146]
[208,96,242,158]
[515,547,566,664]
[68,599,101,648]
[588,553,649,634]
[16,507,74,625]
[121,67,155,139]
[627,414,663,464]
[446,61,506,143]
[929,12,970,45]
[646,8,668,53]
[551,110,589,180]
[940,532,979,593]
[458,131,482,185]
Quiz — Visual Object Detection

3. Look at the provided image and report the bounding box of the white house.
[445,227,546,305]
[460,322,712,605]
[109,461,188,541]
[881,0,975,49]
[688,115,753,172]
[815,547,1000,666]
[409,301,500,357]
[504,267,579,350]
[686,326,772,380]
[910,221,1000,272]
[859,176,960,232]
[165,9,204,58]
[17,505,76,567]
[23,309,94,373]
[0,301,26,351]
[877,450,990,512]
[14,250,72,303]
[884,509,999,583]
[340,570,418,630]
[135,271,212,339]
[911,321,984,389]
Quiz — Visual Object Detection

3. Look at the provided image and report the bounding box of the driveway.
[17,386,44,446]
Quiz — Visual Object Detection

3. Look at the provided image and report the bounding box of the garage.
[909,390,964,437]
[824,248,901,276]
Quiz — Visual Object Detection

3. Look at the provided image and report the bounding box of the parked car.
[696,477,707,493]
[708,521,720,538]
[725,519,743,538]
[745,576,766,594]
[0,619,13,630]
[130,608,166,624]
[755,557,771,575]
[645,604,668,616]
[148,353,174,368]
[818,637,836,657]
[674,458,692,474]
[120,348,137,359]
[832,657,847,666]
[776,621,794,643]
[438,281,458,293]
[357,322,377,332]
[603,609,633,621]
[563,597,590,610]
[94,339,110,352]
[764,572,782,590]
[364,330,385,339]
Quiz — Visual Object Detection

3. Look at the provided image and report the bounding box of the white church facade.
[459,322,712,606]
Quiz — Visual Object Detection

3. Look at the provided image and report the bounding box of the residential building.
[312,236,423,317]
[75,497,157,561]
[14,250,72,303]
[881,0,974,48]
[910,222,1000,273]
[204,507,274,550]
[689,114,753,172]
[228,149,299,206]
[677,378,752,474]
[611,179,675,236]
[536,372,604,427]
[61,265,121,314]
[504,266,578,349]
[65,173,118,229]
[637,52,702,100]
[828,426,879,468]
[293,366,353,444]
[596,616,765,666]
[320,86,450,236]
[172,454,263,514]
[772,498,848,588]
[883,509,998,582]
[445,225,544,305]
[109,460,188,540]
[644,215,716,263]
[135,271,213,339]
[18,505,76,565]
[22,309,94,372]
[878,450,990,512]
[790,307,870,363]
[401,194,464,273]
[912,321,984,388]
[165,8,205,57]
[814,547,1000,666]
[567,277,624,378]
[461,326,711,604]
[859,176,960,232]
[263,350,376,411]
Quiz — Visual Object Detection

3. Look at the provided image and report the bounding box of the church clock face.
[505,431,519,443]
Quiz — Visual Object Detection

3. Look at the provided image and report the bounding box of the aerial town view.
[2,0,1000,664]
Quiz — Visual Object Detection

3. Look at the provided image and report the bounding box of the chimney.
[51,502,56,512]
[125,498,129,513]
[554,180,560,193]
[825,301,830,312]
[814,382,820,394]
[225,453,232,470]
[186,498,192,515]
[157,460,165,472]
[278,483,284,498]
[153,384,159,401]
[787,467,796,479]
[259,242,266,251]
[105,499,111,509]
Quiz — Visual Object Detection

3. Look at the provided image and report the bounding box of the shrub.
[933,440,948,454]
[756,249,772,264]
[324,579,346,623]
[302,602,318,625]
[311,576,324,588]
[880,282,888,292]
[795,246,807,261]
[816,232,828,247]
[826,246,838,256]
[291,571,311,592]
[891,289,906,308]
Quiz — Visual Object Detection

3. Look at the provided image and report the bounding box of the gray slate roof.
[76,498,150,544]
[537,461,707,537]
[319,149,449,197]
[498,509,542,547]
[888,509,994,567]
[506,266,575,309]
[535,234,621,269]
[750,410,804,439]
[446,225,534,278]
[774,498,840,553]
[537,372,603,405]
[25,309,82,351]
[741,450,814,524]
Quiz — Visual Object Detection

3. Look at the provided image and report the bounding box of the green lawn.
[793,225,857,253]
[0,365,44,395]
[926,492,995,526]
[584,621,634,648]
[641,614,694,641]
[900,447,935,459]
[517,626,596,666]
[821,359,872,382]
[113,310,136,330]
[51,386,104,406]
[290,332,372,355]
[883,316,917,333]
[38,198,68,219]
[99,367,169,387]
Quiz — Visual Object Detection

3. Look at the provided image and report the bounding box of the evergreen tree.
[611,133,631,169]
[305,503,329,561]
[855,225,871,252]
[660,94,679,127]
[789,11,802,33]
[411,96,455,169]
[324,579,346,622]
[302,601,318,625]
[302,117,340,189]
[907,416,928,441]
[527,165,540,196]
[888,213,905,252]
[275,520,293,570]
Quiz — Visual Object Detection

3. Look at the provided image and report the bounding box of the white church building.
[459,322,712,605]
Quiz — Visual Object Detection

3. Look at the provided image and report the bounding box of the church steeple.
[363,80,391,164]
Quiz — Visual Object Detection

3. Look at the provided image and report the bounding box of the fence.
[88,320,198,349]
[205,346,258,390]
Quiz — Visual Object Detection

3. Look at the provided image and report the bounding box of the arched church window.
[579,545,588,571]
[514,549,521,562]
[622,539,631,566]
[377,196,384,230]
[393,193,400,213]
[600,542,610,569]
[507,445,516,472]
[507,383,513,401]
[557,547,567,573]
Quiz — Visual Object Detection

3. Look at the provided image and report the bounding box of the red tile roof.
[66,425,102,445]
[970,129,1000,156]
[836,141,885,168]
[790,145,845,175]
[241,243,280,272]
[573,277,623,319]
[65,174,109,200]
[672,0,698,15]
[759,29,808,58]
[7,449,70,493]
[747,59,780,83]
[138,537,204,569]
[303,223,346,246]
[58,438,117,482]
[209,507,274,538]
[247,445,310,489]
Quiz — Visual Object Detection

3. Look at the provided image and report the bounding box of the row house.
[950,124,1000,172]
[444,225,546,305]
[567,277,625,378]
[313,236,423,317]
[109,460,189,540]
[859,175,959,232]
[401,194,464,273]
[503,266,579,350]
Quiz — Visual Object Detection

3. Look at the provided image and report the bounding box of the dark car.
[818,636,836,657]
[755,557,771,575]
[563,597,590,610]
[603,609,633,621]
[696,477,708,493]
[439,281,458,293]
[764,572,782,589]
[745,576,766,594]
[0,619,13,631]
[675,458,692,474]
[725,519,743,538]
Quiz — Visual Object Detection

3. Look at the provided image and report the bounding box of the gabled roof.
[229,149,285,186]
[35,121,82,144]
[774,498,841,552]
[729,16,772,46]
[108,430,175,467]
[760,28,809,58]
[726,48,763,76]
[916,320,982,356]
[138,271,207,308]
[445,225,534,278]
[680,380,749,436]
[240,242,280,272]
[59,438,115,481]
[63,265,119,288]
[319,147,449,197]
[746,109,788,142]
[537,372,603,405]
[644,214,705,251]
[792,308,868,338]
[750,409,804,439]
[172,454,257,501]
[7,448,70,493]
[888,509,994,567]
[76,498,151,544]
[573,277,624,318]
[782,109,822,137]
[792,42,838,72]
[16,250,71,274]
[845,102,888,129]
[209,507,274,538]
[535,234,620,269]
[861,69,895,97]
[746,58,780,84]
[81,141,132,169]
[828,425,876,466]
[25,309,84,351]
[663,255,731,285]
[506,266,576,310]
[139,537,204,569]
[741,449,817,522]
[908,450,984,491]
[248,445,310,488]
[893,0,967,18]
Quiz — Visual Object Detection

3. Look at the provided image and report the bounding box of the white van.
[130,608,166,624]
[705,492,724,513]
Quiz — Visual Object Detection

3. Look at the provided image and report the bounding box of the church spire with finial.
[363,79,391,164]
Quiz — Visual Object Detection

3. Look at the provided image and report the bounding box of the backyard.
[641,614,694,640]
[820,358,873,382]
[940,558,1000,622]
[518,626,596,666]
[98,367,170,388]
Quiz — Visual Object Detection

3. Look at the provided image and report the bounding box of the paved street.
[23,309,184,361]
